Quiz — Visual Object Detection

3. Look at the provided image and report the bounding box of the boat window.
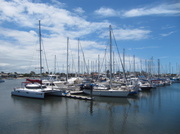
[50,83,55,86]
[26,86,47,89]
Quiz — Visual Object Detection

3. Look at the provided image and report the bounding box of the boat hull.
[140,87,153,91]
[11,89,45,99]
[140,86,152,91]
[83,89,130,97]
[46,90,64,96]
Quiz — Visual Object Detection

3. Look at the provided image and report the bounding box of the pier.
[62,93,93,100]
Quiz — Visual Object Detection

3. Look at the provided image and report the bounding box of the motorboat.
[138,79,153,91]
[11,79,50,99]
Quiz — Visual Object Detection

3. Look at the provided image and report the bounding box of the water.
[0,79,180,134]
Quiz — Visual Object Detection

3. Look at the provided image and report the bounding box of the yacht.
[82,25,139,97]
[11,79,49,99]
[11,21,64,98]
[82,83,139,97]
[138,79,153,91]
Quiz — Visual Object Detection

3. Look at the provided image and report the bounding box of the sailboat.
[83,25,138,97]
[11,20,63,98]
[42,37,83,95]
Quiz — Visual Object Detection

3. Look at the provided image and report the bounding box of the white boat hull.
[11,89,45,99]
[83,89,130,97]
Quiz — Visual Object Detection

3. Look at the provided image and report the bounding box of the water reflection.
[89,100,93,115]
[11,96,63,112]
[10,95,134,134]
[89,97,131,114]
[1,82,179,134]
[87,97,132,134]
[94,97,130,105]
[10,96,63,134]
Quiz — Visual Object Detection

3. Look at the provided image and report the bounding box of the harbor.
[0,78,180,134]
[0,0,180,134]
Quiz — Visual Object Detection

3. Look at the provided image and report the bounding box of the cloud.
[100,28,151,40]
[94,3,180,18]
[123,3,180,17]
[128,46,159,50]
[0,0,110,38]
[73,7,85,14]
[94,7,119,17]
[0,0,104,33]
[1,0,175,73]
[0,27,38,46]
[160,31,174,37]
[51,0,66,7]
[0,63,11,67]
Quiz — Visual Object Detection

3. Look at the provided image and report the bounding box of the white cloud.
[0,0,84,31]
[94,7,119,17]
[160,31,174,37]
[1,0,174,73]
[128,46,159,50]
[123,3,180,17]
[0,63,10,67]
[51,0,66,7]
[0,0,110,37]
[73,7,85,14]
[0,27,37,46]
[94,3,180,18]
[114,29,151,40]
[100,28,151,40]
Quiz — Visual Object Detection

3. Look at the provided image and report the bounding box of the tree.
[30,71,36,76]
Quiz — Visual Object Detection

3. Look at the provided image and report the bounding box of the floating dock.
[62,93,93,100]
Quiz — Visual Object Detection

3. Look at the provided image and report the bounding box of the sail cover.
[26,79,42,84]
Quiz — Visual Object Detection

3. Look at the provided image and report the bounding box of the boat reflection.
[11,96,63,113]
[89,97,131,114]
[88,97,132,134]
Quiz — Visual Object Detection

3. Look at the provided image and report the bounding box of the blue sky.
[0,0,180,74]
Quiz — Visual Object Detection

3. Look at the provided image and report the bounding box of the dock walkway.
[62,93,93,100]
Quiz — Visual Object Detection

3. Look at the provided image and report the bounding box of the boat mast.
[39,20,42,80]
[123,48,125,72]
[66,37,69,82]
[158,59,160,79]
[98,55,100,79]
[78,39,80,77]
[109,25,112,88]
[54,55,56,74]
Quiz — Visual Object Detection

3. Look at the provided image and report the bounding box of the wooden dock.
[62,93,93,100]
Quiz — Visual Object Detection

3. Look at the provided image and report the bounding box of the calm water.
[0,79,180,134]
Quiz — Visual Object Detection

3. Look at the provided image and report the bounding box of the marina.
[0,78,180,134]
[0,1,180,134]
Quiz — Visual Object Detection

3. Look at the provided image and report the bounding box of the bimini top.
[26,79,42,84]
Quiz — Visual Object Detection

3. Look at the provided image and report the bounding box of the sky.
[0,0,180,74]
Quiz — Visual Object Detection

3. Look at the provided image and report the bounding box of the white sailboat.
[83,25,138,97]
[42,38,82,94]
[11,20,63,98]
[11,79,48,99]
